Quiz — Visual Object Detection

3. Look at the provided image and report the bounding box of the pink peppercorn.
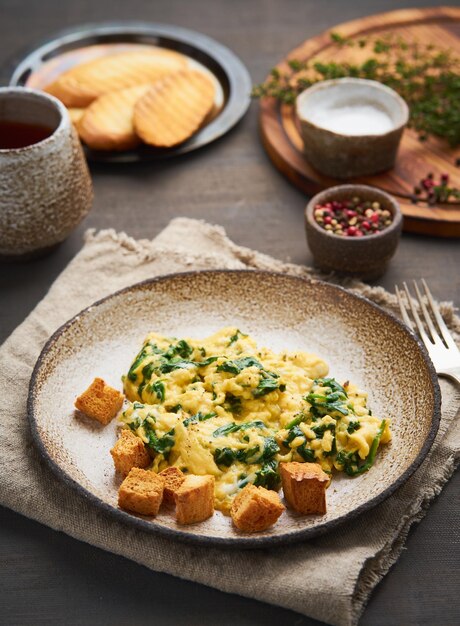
[370,212,379,223]
[313,196,392,236]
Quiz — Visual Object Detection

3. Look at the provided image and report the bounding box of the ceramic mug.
[0,87,93,259]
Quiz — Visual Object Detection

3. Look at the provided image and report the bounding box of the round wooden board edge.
[258,6,460,238]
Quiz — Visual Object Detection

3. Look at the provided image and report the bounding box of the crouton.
[118,467,165,516]
[280,462,329,515]
[174,474,214,524]
[159,466,185,504]
[231,484,284,532]
[110,429,151,476]
[75,377,124,425]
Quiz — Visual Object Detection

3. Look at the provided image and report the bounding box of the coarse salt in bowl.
[296,78,409,179]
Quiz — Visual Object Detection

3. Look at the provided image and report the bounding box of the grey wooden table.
[0,1,459,624]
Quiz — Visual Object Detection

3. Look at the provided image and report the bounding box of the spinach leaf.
[212,420,266,438]
[149,380,165,402]
[253,377,280,398]
[261,436,280,461]
[223,394,243,415]
[254,459,280,490]
[227,330,247,346]
[143,421,175,458]
[297,444,315,462]
[183,412,216,427]
[214,447,235,467]
[347,421,361,434]
[217,356,263,375]
[285,413,306,429]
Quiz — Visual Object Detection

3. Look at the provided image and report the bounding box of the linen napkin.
[1,217,459,626]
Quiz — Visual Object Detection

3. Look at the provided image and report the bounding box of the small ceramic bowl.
[305,185,402,280]
[296,78,409,179]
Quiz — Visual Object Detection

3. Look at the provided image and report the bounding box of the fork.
[395,279,460,385]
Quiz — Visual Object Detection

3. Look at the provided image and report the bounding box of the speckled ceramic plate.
[28,270,441,547]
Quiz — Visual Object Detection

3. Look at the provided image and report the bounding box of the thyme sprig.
[252,32,460,147]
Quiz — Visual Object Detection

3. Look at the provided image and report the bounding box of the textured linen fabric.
[0,218,459,626]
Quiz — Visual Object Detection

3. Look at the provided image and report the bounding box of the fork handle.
[440,367,460,386]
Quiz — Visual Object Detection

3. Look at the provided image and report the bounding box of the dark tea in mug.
[0,120,53,149]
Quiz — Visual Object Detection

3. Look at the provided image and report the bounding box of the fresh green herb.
[223,393,243,415]
[213,445,261,467]
[261,436,280,460]
[311,422,336,438]
[227,330,246,346]
[212,420,266,438]
[214,447,235,467]
[149,380,165,402]
[142,421,175,458]
[297,444,315,462]
[253,376,281,397]
[254,459,280,490]
[306,378,349,417]
[217,356,263,375]
[252,33,460,149]
[285,412,306,429]
[347,421,361,434]
[163,339,193,360]
[168,404,182,413]
[183,412,216,427]
[286,425,304,443]
[127,342,162,382]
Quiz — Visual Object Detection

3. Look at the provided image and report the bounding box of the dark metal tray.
[10,22,252,162]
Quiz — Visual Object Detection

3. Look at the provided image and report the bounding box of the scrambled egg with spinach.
[121,327,391,513]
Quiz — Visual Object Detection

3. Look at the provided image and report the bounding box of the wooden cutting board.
[259,6,460,237]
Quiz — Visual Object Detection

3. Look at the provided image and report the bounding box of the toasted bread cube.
[110,429,151,476]
[174,475,214,524]
[118,467,165,516]
[159,467,186,504]
[75,377,124,425]
[231,484,284,532]
[280,462,329,515]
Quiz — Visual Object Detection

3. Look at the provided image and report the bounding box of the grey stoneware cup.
[305,184,403,280]
[296,78,409,179]
[0,87,93,259]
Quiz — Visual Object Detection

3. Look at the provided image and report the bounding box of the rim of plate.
[28,269,441,548]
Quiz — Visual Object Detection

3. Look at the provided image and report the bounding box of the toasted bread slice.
[44,49,187,107]
[231,484,284,532]
[118,467,165,516]
[110,429,151,476]
[133,69,215,147]
[159,467,186,504]
[280,462,329,515]
[78,84,151,151]
[67,107,86,125]
[74,377,124,425]
[174,474,215,524]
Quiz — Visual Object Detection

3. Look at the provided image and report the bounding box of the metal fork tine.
[422,279,459,351]
[403,282,432,346]
[413,280,441,345]
[395,285,414,331]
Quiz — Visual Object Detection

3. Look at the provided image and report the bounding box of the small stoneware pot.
[305,185,402,280]
[296,78,409,179]
[0,87,93,259]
